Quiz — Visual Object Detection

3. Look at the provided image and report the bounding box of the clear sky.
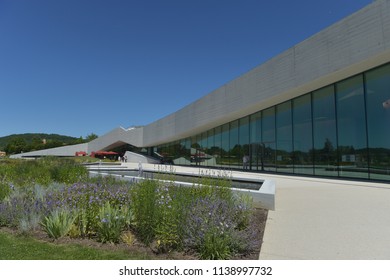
[0,0,373,138]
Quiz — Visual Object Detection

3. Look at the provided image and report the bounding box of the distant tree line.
[0,133,98,155]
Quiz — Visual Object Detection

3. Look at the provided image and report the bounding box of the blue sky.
[0,0,373,138]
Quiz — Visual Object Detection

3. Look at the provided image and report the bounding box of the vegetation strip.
[0,158,266,260]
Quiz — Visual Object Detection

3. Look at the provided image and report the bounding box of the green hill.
[0,133,85,155]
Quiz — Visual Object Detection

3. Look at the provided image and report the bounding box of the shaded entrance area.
[90,151,119,160]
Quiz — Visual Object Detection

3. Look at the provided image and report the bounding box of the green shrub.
[0,158,89,187]
[199,229,232,260]
[130,180,159,245]
[154,184,181,253]
[121,231,136,246]
[68,208,88,238]
[96,201,132,243]
[41,208,76,239]
[18,212,42,234]
[43,157,89,184]
[0,182,12,201]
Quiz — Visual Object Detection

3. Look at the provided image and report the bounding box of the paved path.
[258,175,390,259]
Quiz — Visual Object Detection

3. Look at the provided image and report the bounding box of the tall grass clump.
[154,182,190,253]
[0,182,12,201]
[182,193,257,259]
[130,178,192,252]
[44,157,89,184]
[41,208,76,239]
[96,201,133,243]
[130,180,159,245]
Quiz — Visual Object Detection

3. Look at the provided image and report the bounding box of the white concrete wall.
[87,126,143,153]
[124,151,159,164]
[10,143,88,158]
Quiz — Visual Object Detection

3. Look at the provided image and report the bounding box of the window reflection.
[336,75,369,179]
[276,101,293,173]
[152,63,390,182]
[293,94,313,175]
[262,107,276,172]
[250,112,262,171]
[365,64,390,180]
[313,86,338,176]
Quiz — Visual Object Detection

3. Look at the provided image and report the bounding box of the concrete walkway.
[258,174,390,260]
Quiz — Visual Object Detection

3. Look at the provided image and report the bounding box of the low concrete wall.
[89,163,276,210]
[124,151,159,164]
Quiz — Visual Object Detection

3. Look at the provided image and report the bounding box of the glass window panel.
[293,94,314,175]
[155,146,162,161]
[313,85,338,177]
[179,138,190,165]
[221,123,230,167]
[262,107,276,172]
[336,75,369,179]
[365,63,390,181]
[159,144,174,164]
[190,135,200,165]
[206,129,217,167]
[229,120,240,168]
[200,132,207,150]
[185,138,191,161]
[198,132,207,166]
[240,116,250,170]
[250,112,262,171]
[214,126,222,167]
[276,101,293,173]
[172,141,182,165]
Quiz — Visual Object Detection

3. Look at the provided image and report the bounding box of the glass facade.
[152,63,390,182]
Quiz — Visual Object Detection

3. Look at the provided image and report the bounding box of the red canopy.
[90,151,118,157]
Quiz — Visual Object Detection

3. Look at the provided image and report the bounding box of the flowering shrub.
[154,183,181,252]
[130,180,188,252]
[45,181,132,237]
[0,184,46,228]
[183,192,257,259]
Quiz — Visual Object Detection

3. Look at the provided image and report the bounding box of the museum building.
[12,0,390,182]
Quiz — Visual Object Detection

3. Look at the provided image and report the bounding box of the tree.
[323,138,335,154]
[85,133,98,142]
[4,138,27,154]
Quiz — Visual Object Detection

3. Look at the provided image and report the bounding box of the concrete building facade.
[12,0,390,182]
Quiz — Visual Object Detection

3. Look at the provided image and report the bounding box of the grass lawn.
[0,230,152,260]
